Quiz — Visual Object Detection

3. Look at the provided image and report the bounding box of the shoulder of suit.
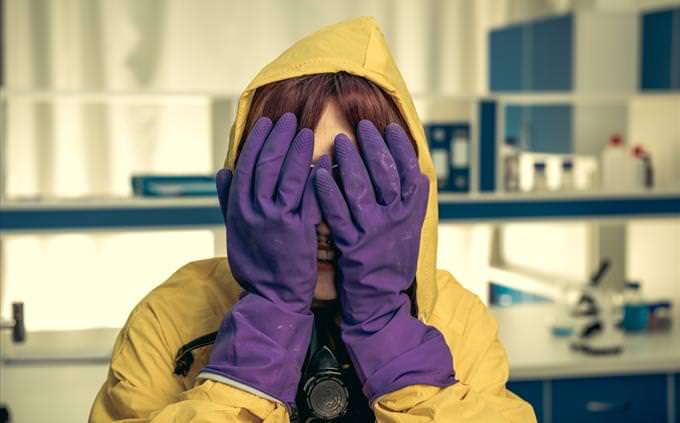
[427,269,495,346]
[114,257,241,357]
[139,257,241,314]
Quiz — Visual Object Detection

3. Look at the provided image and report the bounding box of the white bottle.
[601,135,630,191]
[561,159,575,191]
[532,161,548,192]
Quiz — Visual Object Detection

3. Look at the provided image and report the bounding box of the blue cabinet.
[504,105,573,154]
[491,12,637,93]
[490,25,527,91]
[641,8,680,90]
[641,10,674,90]
[507,380,543,421]
[551,374,667,423]
[531,15,573,91]
[489,15,573,92]
[508,373,673,423]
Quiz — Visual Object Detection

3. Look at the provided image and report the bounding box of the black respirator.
[294,314,350,421]
[300,345,349,420]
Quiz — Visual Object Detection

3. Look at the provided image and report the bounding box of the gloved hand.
[314,120,456,403]
[201,112,329,410]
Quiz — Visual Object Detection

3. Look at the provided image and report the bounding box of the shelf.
[0,197,223,233]
[2,191,680,232]
[438,190,680,222]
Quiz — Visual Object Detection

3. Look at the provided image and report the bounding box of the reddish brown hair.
[238,71,420,316]
[239,71,417,156]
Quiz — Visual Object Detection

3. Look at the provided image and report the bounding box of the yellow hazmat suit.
[90,16,537,423]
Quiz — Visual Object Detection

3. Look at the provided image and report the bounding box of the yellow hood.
[223,16,440,318]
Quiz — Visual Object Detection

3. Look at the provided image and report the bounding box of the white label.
[451,133,469,168]
[432,149,449,182]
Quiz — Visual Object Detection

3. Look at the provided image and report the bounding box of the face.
[312,101,357,301]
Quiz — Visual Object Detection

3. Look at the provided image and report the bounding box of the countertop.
[491,303,680,380]
[3,304,680,381]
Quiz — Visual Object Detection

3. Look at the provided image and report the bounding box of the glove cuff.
[341,298,456,402]
[201,294,313,405]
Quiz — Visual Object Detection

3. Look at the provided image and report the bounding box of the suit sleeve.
[88,302,289,423]
[373,278,537,423]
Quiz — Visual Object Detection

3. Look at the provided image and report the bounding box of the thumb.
[314,167,356,245]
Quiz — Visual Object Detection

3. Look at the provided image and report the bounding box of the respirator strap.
[174,331,218,376]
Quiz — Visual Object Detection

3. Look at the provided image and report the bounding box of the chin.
[314,269,337,300]
[313,290,338,301]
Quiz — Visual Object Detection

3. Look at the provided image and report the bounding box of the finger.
[277,128,313,210]
[334,133,376,224]
[315,154,332,172]
[234,117,273,205]
[301,170,321,224]
[384,123,421,199]
[215,168,232,220]
[301,155,332,223]
[314,167,356,244]
[357,120,400,205]
[254,112,298,205]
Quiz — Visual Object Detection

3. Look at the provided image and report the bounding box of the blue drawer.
[507,380,543,422]
[552,374,667,423]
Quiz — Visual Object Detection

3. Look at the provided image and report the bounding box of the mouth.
[316,232,336,271]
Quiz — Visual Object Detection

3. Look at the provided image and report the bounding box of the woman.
[90,17,536,422]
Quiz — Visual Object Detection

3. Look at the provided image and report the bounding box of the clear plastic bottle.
[532,161,548,192]
[561,159,575,191]
[551,284,577,337]
[503,137,520,193]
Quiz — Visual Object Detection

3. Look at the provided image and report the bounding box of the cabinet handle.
[0,302,25,343]
[586,400,630,413]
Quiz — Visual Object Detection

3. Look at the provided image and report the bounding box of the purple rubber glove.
[314,120,456,403]
[201,113,330,409]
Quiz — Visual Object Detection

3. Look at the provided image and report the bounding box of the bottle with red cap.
[632,145,654,189]
[601,134,631,190]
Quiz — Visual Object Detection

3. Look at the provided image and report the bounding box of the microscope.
[570,260,624,355]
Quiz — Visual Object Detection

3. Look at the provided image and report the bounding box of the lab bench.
[493,303,680,423]
[3,303,678,423]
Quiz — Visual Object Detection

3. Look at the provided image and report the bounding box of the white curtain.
[6,0,679,197]
[3,0,563,198]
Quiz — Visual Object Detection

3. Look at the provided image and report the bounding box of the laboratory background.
[1,0,680,421]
